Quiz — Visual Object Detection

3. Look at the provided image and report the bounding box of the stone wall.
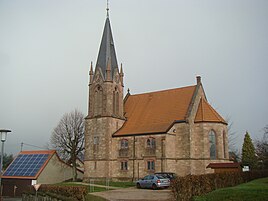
[84,117,125,180]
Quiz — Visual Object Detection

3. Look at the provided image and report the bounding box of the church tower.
[83,7,125,181]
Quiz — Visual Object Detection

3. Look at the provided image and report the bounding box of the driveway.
[3,198,22,201]
[91,187,173,201]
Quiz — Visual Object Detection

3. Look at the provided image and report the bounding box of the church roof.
[194,98,227,124]
[96,16,118,78]
[113,86,196,136]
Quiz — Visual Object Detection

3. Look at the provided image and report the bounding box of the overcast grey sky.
[1,0,268,155]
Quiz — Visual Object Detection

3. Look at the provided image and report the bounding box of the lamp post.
[0,129,11,199]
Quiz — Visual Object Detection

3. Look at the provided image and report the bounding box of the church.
[83,9,229,181]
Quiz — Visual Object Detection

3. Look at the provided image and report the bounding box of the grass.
[54,181,135,201]
[56,182,108,192]
[93,181,135,188]
[57,180,134,193]
[193,177,268,201]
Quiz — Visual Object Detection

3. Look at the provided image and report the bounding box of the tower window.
[94,85,103,116]
[93,136,99,153]
[94,161,97,170]
[209,130,217,159]
[113,88,119,116]
[93,136,99,145]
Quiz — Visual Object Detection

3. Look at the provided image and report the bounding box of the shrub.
[36,185,87,201]
[171,170,268,201]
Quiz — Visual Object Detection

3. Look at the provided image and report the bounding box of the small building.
[207,162,241,173]
[2,150,83,197]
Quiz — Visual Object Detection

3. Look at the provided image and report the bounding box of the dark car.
[155,172,177,181]
[136,174,170,190]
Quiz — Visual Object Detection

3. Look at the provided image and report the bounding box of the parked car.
[136,174,170,190]
[155,172,177,181]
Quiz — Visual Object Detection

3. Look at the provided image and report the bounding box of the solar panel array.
[3,154,49,177]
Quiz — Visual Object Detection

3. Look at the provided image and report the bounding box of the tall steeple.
[87,5,124,119]
[84,4,126,181]
[95,6,118,80]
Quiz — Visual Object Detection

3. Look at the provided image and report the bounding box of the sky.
[0,0,268,156]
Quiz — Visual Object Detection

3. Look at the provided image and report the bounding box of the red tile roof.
[20,150,56,155]
[114,86,196,136]
[195,98,226,124]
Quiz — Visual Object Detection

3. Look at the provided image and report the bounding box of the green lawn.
[193,177,268,201]
[56,182,108,192]
[57,181,134,193]
[93,181,135,188]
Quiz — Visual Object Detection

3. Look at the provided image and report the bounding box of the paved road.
[2,186,173,201]
[91,187,173,201]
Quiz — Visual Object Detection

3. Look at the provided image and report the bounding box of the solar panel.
[3,153,49,177]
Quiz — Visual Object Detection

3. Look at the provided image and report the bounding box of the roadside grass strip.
[193,177,268,201]
[58,181,135,192]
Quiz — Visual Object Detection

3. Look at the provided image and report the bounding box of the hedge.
[171,170,268,201]
[27,185,87,201]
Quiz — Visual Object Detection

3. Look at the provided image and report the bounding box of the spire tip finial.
[106,0,109,18]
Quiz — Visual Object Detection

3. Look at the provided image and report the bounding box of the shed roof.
[2,150,55,179]
[207,163,241,169]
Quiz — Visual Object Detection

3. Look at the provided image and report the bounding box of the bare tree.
[264,124,268,138]
[51,109,85,181]
[226,117,240,161]
[255,124,268,169]
[226,117,237,151]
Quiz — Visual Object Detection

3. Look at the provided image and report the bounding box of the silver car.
[136,174,170,190]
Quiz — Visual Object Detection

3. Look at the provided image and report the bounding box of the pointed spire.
[106,0,109,18]
[120,63,124,75]
[119,63,124,85]
[95,9,118,80]
[89,62,93,83]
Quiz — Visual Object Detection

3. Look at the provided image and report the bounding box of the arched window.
[94,86,103,116]
[113,87,119,116]
[115,91,119,115]
[120,139,128,149]
[209,130,216,159]
[223,131,226,158]
[147,138,156,148]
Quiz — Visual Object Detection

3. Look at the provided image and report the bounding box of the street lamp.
[0,129,11,198]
